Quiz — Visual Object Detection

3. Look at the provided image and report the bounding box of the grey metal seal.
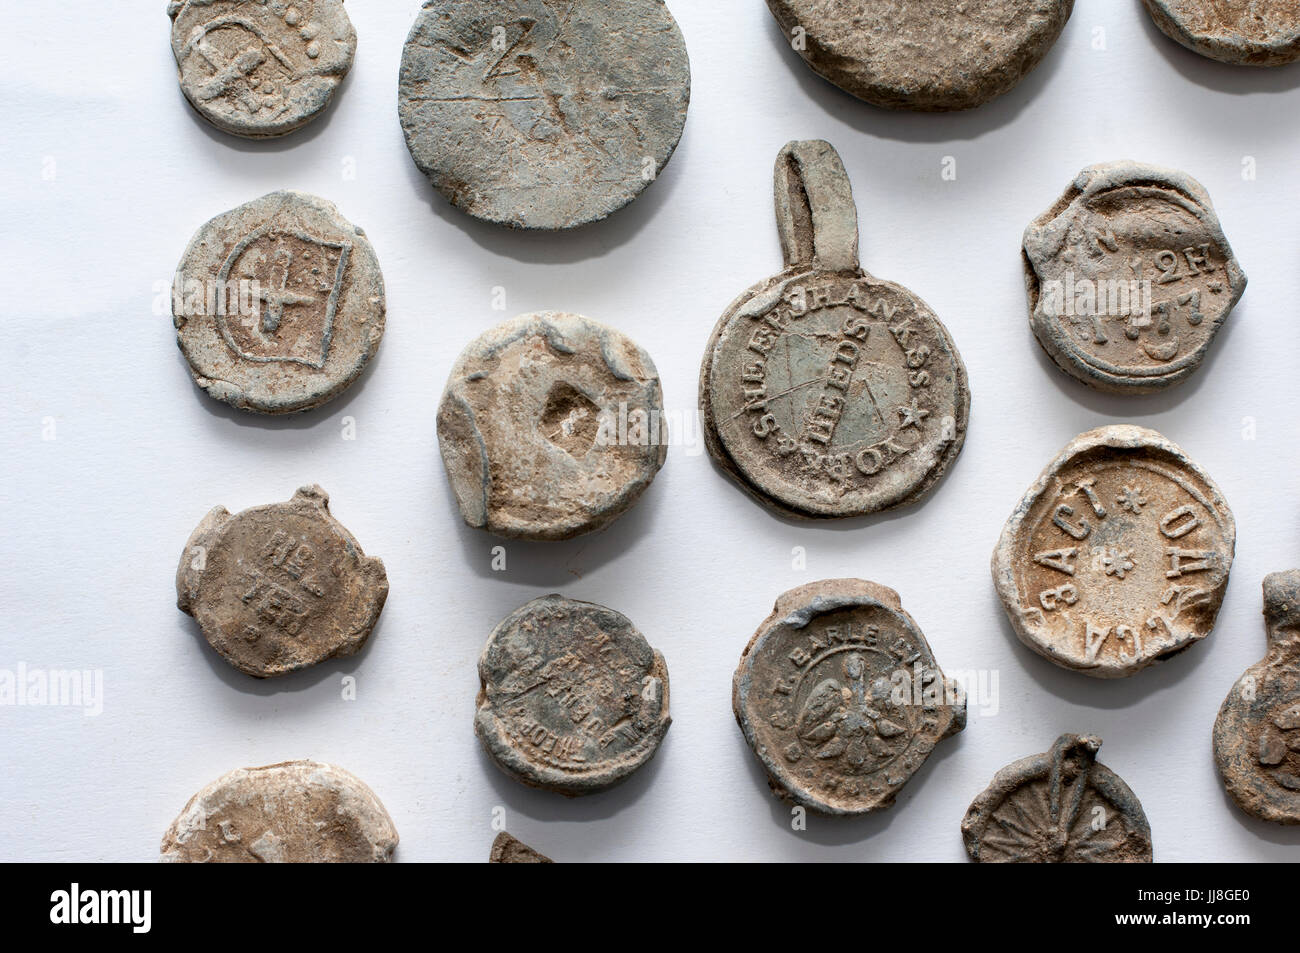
[700,140,969,520]
[475,594,671,796]
[173,191,386,415]
[437,312,666,540]
[168,0,356,138]
[398,0,691,229]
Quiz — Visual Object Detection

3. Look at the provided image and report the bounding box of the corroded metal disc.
[398,0,691,229]
[475,594,671,795]
[1214,571,1300,825]
[173,191,386,414]
[161,761,398,862]
[489,831,554,862]
[733,579,965,816]
[962,735,1153,863]
[992,426,1235,678]
[1142,0,1300,66]
[766,0,1074,111]
[176,485,388,678]
[168,0,356,138]
[701,140,969,519]
[1024,161,1246,395]
[437,312,666,540]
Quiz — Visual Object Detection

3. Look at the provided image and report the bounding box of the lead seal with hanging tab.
[699,140,969,519]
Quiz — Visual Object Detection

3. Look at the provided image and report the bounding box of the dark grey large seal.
[398,0,691,229]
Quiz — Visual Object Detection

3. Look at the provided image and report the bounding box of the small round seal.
[438,312,666,540]
[168,0,356,138]
[1023,161,1246,395]
[176,485,389,678]
[765,0,1074,111]
[398,0,691,229]
[474,595,671,795]
[161,760,398,862]
[173,191,386,414]
[700,140,969,519]
[732,579,965,816]
[1142,0,1300,66]
[962,734,1153,863]
[993,426,1235,678]
[1214,571,1300,825]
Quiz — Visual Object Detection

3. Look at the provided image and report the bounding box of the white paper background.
[4,0,1300,862]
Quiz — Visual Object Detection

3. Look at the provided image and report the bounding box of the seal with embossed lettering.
[733,579,965,815]
[438,312,666,540]
[1142,0,1300,66]
[176,485,388,678]
[993,426,1235,678]
[475,594,671,796]
[961,734,1153,862]
[161,760,398,862]
[173,191,386,414]
[1024,161,1246,395]
[398,0,690,230]
[168,0,356,138]
[700,140,969,520]
[1214,571,1300,825]
[766,0,1074,111]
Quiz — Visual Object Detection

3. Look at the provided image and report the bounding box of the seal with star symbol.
[699,140,970,519]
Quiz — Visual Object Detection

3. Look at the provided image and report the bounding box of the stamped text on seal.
[176,485,389,678]
[475,594,671,796]
[733,579,965,815]
[993,426,1235,678]
[700,140,969,519]
[1024,161,1246,394]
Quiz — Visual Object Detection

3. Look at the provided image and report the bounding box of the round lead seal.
[398,0,691,230]
[993,426,1235,678]
[161,761,398,862]
[700,140,969,519]
[766,0,1074,111]
[168,0,357,139]
[176,485,389,678]
[1023,161,1246,395]
[1214,571,1300,825]
[437,312,667,540]
[475,595,671,795]
[733,579,966,816]
[962,735,1153,863]
[1142,0,1300,66]
[173,191,386,414]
